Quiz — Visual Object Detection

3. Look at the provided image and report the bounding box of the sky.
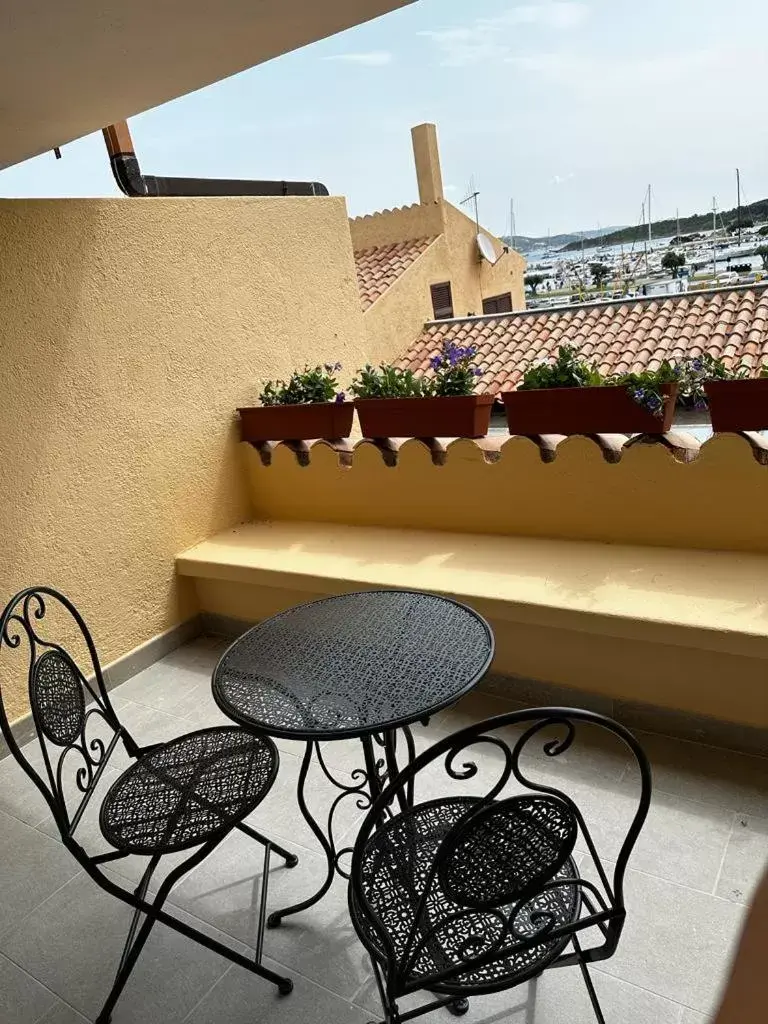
[1,0,766,237]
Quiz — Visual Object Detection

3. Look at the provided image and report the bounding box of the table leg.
[267,741,335,928]
[266,727,419,926]
[383,725,416,815]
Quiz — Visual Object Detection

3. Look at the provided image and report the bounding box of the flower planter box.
[501,383,677,435]
[355,394,494,438]
[238,402,354,442]
[704,379,768,432]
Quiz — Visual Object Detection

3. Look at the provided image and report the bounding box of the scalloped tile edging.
[246,431,768,468]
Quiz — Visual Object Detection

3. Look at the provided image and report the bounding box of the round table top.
[212,590,494,740]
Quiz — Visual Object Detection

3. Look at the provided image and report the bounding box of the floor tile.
[0,872,233,1024]
[184,961,369,1024]
[630,788,734,894]
[36,1002,91,1024]
[251,747,366,854]
[354,962,686,1024]
[597,867,746,1015]
[679,1011,711,1024]
[0,812,80,940]
[111,660,211,720]
[0,951,58,1024]
[0,754,51,827]
[172,831,370,1001]
[628,733,768,817]
[715,814,768,904]
[107,701,197,771]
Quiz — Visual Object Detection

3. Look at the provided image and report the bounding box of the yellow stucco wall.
[0,196,368,721]
[242,434,768,554]
[359,238,447,364]
[441,202,526,316]
[174,440,768,729]
[349,201,446,251]
[351,199,526,366]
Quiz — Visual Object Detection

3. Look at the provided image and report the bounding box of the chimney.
[411,123,444,205]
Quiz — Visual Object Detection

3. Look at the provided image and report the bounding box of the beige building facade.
[350,124,526,363]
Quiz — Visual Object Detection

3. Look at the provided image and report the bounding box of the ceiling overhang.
[0,0,414,170]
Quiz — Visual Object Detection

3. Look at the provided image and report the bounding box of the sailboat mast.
[736,168,742,247]
[712,197,717,280]
[676,208,680,243]
[647,185,652,248]
[642,196,649,275]
[510,198,516,251]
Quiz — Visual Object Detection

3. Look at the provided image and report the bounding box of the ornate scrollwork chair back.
[0,586,296,1023]
[0,586,133,844]
[349,708,652,1024]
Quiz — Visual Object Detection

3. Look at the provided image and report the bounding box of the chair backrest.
[0,587,131,842]
[350,707,652,995]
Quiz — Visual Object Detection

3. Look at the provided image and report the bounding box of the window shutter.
[430,282,454,320]
[482,292,513,315]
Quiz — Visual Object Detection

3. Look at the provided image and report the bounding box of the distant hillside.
[503,227,626,253]
[558,199,768,252]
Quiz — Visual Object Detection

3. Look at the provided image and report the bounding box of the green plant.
[589,263,610,288]
[757,245,768,271]
[350,364,427,399]
[608,362,681,418]
[675,354,749,410]
[661,250,686,278]
[259,362,344,406]
[518,344,602,390]
[351,342,482,399]
[525,273,546,295]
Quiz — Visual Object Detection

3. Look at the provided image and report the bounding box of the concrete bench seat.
[177,520,768,735]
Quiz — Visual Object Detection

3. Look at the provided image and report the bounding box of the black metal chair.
[348,708,652,1024]
[0,587,297,1023]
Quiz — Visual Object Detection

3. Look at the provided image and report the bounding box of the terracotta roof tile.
[354,237,436,311]
[397,285,768,394]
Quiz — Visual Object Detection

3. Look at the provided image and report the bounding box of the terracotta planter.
[704,379,768,432]
[502,383,677,435]
[238,402,354,442]
[355,394,494,438]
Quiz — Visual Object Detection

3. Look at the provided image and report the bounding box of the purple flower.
[473,367,483,377]
[324,363,334,374]
[335,391,346,403]
[466,345,478,358]
[334,362,343,372]
[429,355,443,371]
[691,357,704,373]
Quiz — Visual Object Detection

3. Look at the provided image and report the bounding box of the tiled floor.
[0,637,766,1024]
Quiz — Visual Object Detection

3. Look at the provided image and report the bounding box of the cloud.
[325,51,393,67]
[420,3,590,67]
[551,173,575,186]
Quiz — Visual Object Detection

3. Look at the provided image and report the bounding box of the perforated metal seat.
[348,710,652,1024]
[351,796,580,995]
[100,726,277,855]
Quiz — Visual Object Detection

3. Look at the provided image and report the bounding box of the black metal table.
[212,589,494,927]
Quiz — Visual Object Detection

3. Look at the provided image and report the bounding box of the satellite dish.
[477,233,498,265]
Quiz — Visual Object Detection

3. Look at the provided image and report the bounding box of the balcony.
[1,176,767,1024]
[0,635,765,1023]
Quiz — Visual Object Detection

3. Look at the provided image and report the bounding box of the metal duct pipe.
[102,122,329,198]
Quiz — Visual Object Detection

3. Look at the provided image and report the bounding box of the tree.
[759,226,768,237]
[525,273,546,295]
[757,245,768,272]
[589,263,610,289]
[661,250,686,278]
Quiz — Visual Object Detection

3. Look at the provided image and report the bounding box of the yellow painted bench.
[177,520,768,731]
